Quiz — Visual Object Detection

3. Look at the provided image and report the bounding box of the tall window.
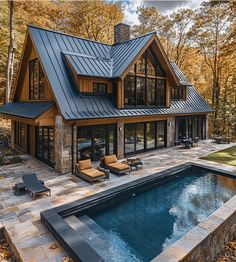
[124,121,166,155]
[29,59,45,100]
[35,126,54,167]
[14,121,25,148]
[124,50,166,107]
[77,124,117,161]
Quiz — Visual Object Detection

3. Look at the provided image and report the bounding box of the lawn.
[201,146,236,167]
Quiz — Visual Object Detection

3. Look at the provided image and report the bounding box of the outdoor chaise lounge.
[22,173,51,200]
[76,159,106,183]
[102,155,131,176]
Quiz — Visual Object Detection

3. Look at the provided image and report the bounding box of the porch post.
[11,120,15,150]
[117,121,124,159]
[55,115,73,174]
[205,115,208,139]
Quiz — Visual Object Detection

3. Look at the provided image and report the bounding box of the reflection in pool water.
[76,168,236,261]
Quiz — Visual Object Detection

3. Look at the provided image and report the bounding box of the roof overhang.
[0,101,55,126]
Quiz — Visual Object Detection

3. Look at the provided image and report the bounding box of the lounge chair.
[22,173,51,200]
[76,159,106,183]
[102,155,131,176]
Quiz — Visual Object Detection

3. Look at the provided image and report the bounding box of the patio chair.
[221,134,231,144]
[76,159,106,183]
[102,155,131,176]
[22,173,51,200]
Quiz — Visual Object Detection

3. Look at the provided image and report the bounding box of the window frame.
[92,82,108,94]
[171,86,185,100]
[124,50,167,108]
[29,58,45,100]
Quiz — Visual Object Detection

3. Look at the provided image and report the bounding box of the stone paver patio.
[0,140,235,261]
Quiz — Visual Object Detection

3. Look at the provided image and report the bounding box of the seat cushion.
[82,168,105,178]
[104,155,117,165]
[107,162,130,171]
[78,159,92,170]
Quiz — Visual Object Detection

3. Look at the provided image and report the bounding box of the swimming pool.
[41,163,236,262]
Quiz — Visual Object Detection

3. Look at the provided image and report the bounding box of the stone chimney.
[114,23,130,44]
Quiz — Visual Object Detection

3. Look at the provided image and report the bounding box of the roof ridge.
[28,24,112,47]
[28,24,157,48]
[62,51,111,61]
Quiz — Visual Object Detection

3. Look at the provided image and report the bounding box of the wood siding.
[14,36,54,102]
[77,76,113,94]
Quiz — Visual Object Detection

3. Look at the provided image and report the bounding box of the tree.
[5,0,14,104]
[191,1,234,132]
[69,1,123,44]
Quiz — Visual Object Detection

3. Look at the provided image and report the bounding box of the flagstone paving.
[0,140,235,261]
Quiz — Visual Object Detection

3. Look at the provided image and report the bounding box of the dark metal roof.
[56,86,213,120]
[0,101,54,119]
[170,62,191,85]
[63,52,113,78]
[27,25,212,120]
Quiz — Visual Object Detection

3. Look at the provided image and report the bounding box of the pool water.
[76,168,236,261]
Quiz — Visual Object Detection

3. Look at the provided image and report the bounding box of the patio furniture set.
[76,154,143,183]
[174,137,199,149]
[211,134,231,144]
[13,154,143,200]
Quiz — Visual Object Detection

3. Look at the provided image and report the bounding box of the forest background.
[0,0,235,138]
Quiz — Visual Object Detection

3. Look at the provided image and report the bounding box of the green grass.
[201,146,236,167]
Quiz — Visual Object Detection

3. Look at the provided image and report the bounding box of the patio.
[0,140,235,262]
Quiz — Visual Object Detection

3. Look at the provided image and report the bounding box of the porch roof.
[0,101,54,119]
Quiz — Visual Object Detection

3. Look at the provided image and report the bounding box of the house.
[0,23,213,174]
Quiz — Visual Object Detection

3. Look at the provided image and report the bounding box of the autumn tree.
[69,1,123,44]
[5,0,14,104]
[191,1,235,133]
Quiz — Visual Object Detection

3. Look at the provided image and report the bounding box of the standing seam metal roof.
[26,25,212,120]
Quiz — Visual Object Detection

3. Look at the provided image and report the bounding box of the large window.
[35,126,54,167]
[29,59,45,100]
[175,115,206,140]
[124,49,166,107]
[124,121,166,155]
[14,121,25,148]
[77,124,117,161]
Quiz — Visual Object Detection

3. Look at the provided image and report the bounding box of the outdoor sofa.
[102,154,131,176]
[22,173,51,200]
[76,159,106,183]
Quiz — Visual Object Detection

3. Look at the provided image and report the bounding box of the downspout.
[71,123,75,174]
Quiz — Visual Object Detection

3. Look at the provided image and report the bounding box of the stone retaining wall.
[153,194,236,262]
[0,117,11,151]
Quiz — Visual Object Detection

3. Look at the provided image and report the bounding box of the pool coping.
[40,162,236,262]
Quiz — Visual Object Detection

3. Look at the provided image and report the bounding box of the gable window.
[92,82,107,94]
[171,87,185,100]
[29,59,45,100]
[124,50,166,107]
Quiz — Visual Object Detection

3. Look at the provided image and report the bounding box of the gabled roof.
[0,101,54,119]
[13,25,211,121]
[170,62,191,86]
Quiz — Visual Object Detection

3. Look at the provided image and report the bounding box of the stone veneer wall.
[153,194,236,262]
[167,116,175,147]
[55,116,73,174]
[117,121,124,159]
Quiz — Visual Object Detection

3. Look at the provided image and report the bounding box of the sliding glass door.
[124,121,167,155]
[77,124,117,161]
[175,115,206,140]
[35,126,54,167]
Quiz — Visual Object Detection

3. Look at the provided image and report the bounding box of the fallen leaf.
[49,243,58,250]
